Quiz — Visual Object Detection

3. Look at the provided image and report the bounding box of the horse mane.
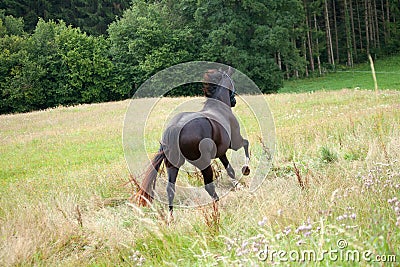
[202,69,223,98]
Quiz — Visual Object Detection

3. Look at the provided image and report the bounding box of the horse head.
[203,67,236,107]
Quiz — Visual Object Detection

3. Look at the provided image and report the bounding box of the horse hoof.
[242,165,250,176]
[168,211,174,224]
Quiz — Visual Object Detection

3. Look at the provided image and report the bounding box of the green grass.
[280,55,400,93]
[1,89,399,266]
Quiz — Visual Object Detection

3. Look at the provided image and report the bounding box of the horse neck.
[211,87,231,107]
[203,94,232,112]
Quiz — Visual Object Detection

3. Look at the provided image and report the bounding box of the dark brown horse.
[136,67,250,213]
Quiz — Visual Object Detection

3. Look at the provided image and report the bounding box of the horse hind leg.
[166,164,179,214]
[219,154,239,188]
[201,165,219,202]
[190,138,217,171]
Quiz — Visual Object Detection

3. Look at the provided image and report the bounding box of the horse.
[136,67,250,214]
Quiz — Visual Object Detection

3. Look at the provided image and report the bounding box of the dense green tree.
[52,23,117,104]
[108,0,301,95]
[0,35,31,113]
[193,0,305,89]
[0,10,25,36]
[0,0,130,35]
[0,12,31,113]
[108,0,195,97]
[0,18,119,113]
[27,19,118,106]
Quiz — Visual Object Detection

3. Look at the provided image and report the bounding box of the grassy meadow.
[281,55,400,93]
[1,64,400,265]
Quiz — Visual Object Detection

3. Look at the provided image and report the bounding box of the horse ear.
[226,66,234,76]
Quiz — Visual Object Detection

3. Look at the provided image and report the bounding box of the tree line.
[0,0,131,35]
[1,0,399,114]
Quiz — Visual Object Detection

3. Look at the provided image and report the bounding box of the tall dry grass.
[0,90,399,266]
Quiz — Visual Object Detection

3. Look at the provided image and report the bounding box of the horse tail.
[136,145,165,206]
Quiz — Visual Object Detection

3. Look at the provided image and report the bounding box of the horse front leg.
[241,139,250,176]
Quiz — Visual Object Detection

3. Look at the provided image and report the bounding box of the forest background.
[1,0,399,113]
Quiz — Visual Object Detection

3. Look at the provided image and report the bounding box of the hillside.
[281,55,400,93]
[0,89,399,265]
